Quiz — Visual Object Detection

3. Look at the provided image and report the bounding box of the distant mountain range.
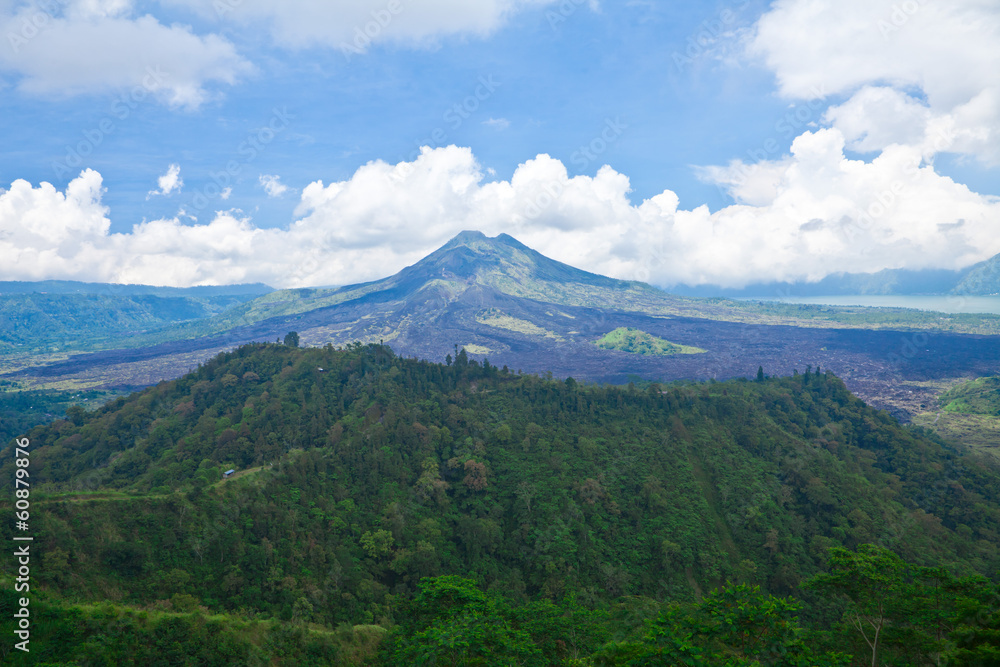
[667,253,1000,298]
[0,280,273,297]
[0,282,273,355]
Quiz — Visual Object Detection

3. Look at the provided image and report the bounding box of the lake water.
[736,295,1000,315]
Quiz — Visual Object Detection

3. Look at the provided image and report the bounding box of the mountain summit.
[198,231,669,333]
[363,230,634,302]
[212,230,677,361]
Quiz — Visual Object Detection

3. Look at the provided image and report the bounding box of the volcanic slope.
[9,232,1000,424]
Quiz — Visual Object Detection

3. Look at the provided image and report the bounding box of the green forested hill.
[2,343,1000,665]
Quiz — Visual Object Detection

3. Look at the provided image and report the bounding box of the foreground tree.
[593,582,850,666]
[806,544,903,667]
[806,544,999,666]
[385,576,540,665]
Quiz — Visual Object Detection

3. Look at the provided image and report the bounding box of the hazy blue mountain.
[954,254,1000,295]
[0,282,275,354]
[666,259,1000,298]
[0,280,273,297]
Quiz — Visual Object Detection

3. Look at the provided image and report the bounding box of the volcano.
[9,231,1000,424]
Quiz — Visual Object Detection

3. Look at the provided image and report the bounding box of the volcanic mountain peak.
[247,230,669,322]
[399,230,627,291]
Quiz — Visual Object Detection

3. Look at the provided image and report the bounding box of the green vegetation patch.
[476,308,561,339]
[594,327,706,355]
[0,581,370,666]
[940,376,1000,415]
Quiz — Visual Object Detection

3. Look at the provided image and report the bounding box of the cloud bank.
[0,0,252,108]
[749,0,1000,164]
[2,143,998,288]
[165,0,561,50]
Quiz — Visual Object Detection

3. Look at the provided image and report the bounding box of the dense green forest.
[0,386,120,446]
[2,342,1000,664]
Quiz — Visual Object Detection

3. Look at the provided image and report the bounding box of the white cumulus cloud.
[2,1,998,290]
[2,146,999,289]
[259,174,289,198]
[147,164,183,198]
[0,1,253,108]
[163,0,561,51]
[748,0,1000,164]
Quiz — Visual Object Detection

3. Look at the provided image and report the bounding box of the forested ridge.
[0,290,269,354]
[2,342,999,665]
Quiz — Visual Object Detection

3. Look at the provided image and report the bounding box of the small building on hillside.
[223,469,235,478]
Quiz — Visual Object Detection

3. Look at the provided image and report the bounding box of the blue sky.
[1,0,999,288]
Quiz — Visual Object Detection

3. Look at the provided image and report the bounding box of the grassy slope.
[912,376,1000,461]
[941,376,1000,415]
[594,327,707,355]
